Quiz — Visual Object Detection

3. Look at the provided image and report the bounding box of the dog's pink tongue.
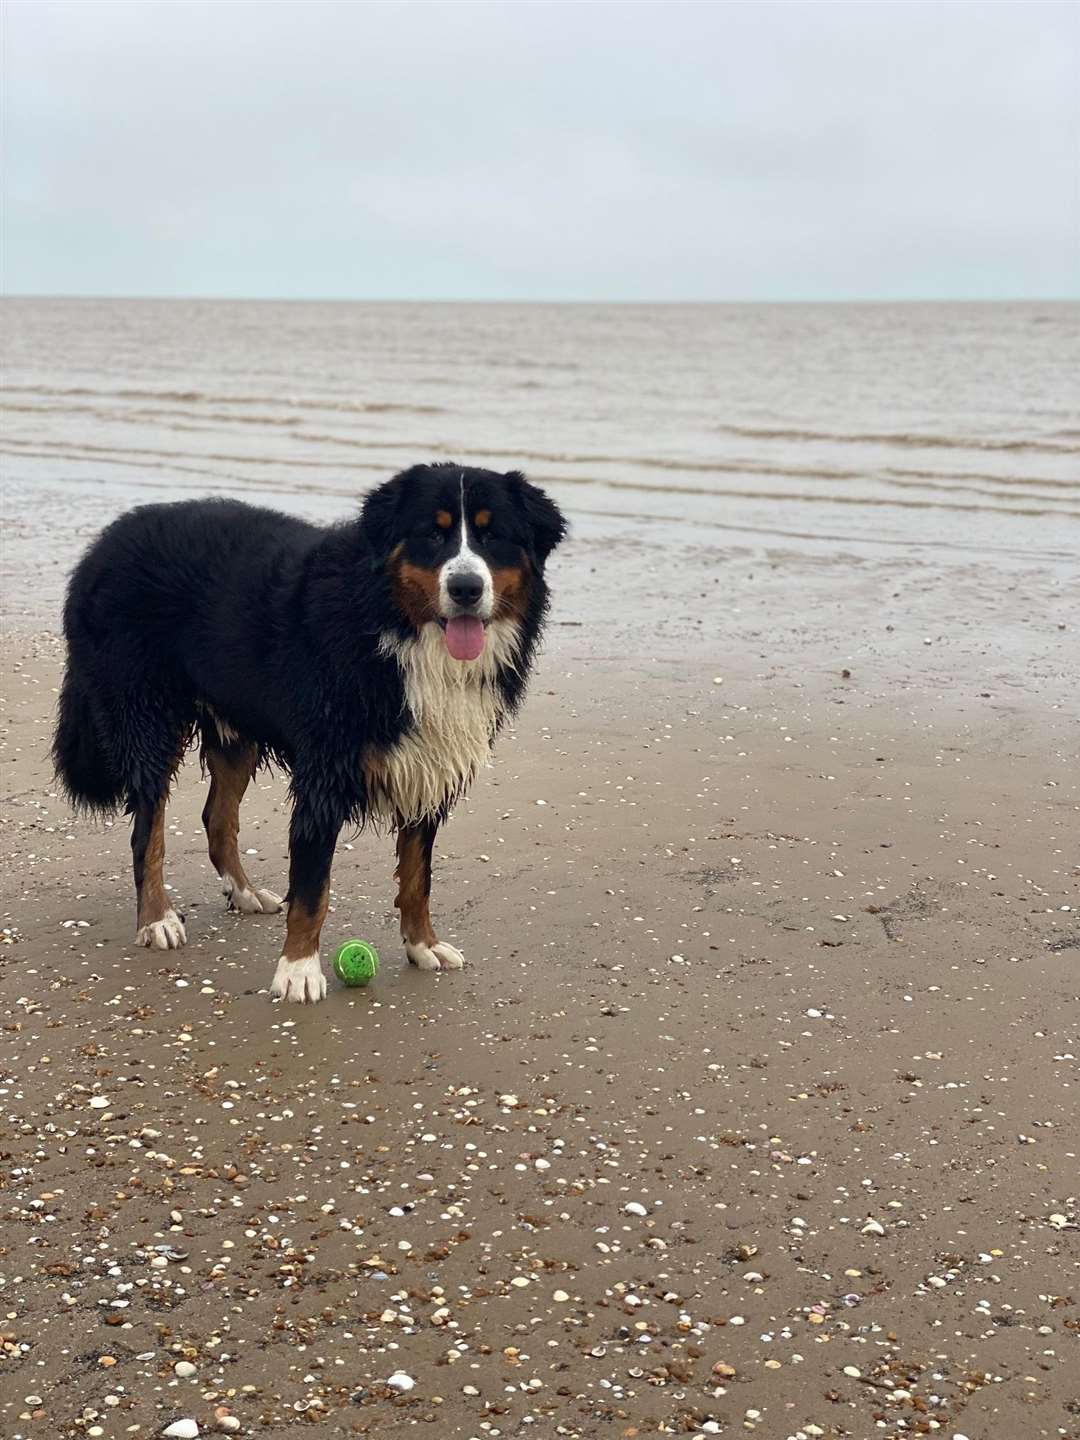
[445,616,485,661]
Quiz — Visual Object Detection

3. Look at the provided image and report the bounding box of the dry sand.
[1,541,1077,1440]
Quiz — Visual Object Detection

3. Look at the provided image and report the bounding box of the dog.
[52,463,566,1002]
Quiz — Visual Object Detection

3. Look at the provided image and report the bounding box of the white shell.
[163,1423,200,1439]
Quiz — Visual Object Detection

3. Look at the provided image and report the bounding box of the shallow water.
[2,298,1078,589]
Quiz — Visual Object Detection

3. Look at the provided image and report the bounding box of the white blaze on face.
[438,474,494,662]
[438,474,494,621]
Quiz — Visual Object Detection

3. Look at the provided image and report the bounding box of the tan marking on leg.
[134,796,186,949]
[282,882,330,961]
[202,744,283,914]
[395,826,436,948]
[204,744,254,886]
[137,798,169,927]
[395,823,465,972]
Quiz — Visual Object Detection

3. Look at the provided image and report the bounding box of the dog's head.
[362,463,566,661]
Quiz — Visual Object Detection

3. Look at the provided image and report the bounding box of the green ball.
[333,940,379,987]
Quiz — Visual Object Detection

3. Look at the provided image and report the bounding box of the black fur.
[53,464,565,852]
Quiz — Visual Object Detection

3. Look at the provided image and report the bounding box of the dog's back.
[54,498,317,812]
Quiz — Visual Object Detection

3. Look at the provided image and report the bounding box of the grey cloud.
[3,0,1077,300]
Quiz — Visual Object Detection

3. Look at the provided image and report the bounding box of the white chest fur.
[370,621,520,823]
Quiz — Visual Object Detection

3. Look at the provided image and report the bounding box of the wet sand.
[1,528,1077,1438]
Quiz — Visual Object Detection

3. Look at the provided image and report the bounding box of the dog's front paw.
[270,953,327,1003]
[136,909,187,950]
[226,881,284,915]
[406,940,465,971]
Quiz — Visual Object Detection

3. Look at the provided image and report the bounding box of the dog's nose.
[447,572,485,608]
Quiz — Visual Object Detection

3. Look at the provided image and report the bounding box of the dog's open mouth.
[438,616,487,661]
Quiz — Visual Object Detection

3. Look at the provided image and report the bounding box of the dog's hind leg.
[109,685,189,949]
[132,794,186,949]
[395,817,465,972]
[202,739,283,914]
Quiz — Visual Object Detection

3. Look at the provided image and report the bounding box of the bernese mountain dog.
[52,463,566,1002]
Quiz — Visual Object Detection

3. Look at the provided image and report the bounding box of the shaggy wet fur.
[52,462,566,997]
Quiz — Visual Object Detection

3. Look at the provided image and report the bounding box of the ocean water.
[2,298,1078,592]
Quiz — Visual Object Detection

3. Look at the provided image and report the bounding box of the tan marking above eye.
[473,509,491,528]
[435,510,453,529]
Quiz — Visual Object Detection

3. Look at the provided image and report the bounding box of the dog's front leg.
[270,806,340,1003]
[395,816,465,972]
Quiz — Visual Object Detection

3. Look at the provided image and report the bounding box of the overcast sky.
[3,0,1078,301]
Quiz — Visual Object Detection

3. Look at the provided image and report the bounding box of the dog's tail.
[52,668,125,814]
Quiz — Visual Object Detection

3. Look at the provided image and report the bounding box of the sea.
[1,299,1078,621]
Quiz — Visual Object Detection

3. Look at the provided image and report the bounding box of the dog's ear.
[360,469,413,557]
[509,471,567,567]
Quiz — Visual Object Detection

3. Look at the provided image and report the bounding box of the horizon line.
[3,292,1078,307]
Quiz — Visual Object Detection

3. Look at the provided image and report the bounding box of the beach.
[1,299,1078,1438]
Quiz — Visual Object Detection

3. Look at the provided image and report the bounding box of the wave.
[5,439,1076,520]
[6,457,1072,561]
[8,399,1074,496]
[0,436,385,474]
[576,506,1075,561]
[10,383,1075,457]
[0,383,445,416]
[715,422,1078,456]
[1,400,305,428]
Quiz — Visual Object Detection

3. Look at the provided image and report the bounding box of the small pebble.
[174,1360,197,1378]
